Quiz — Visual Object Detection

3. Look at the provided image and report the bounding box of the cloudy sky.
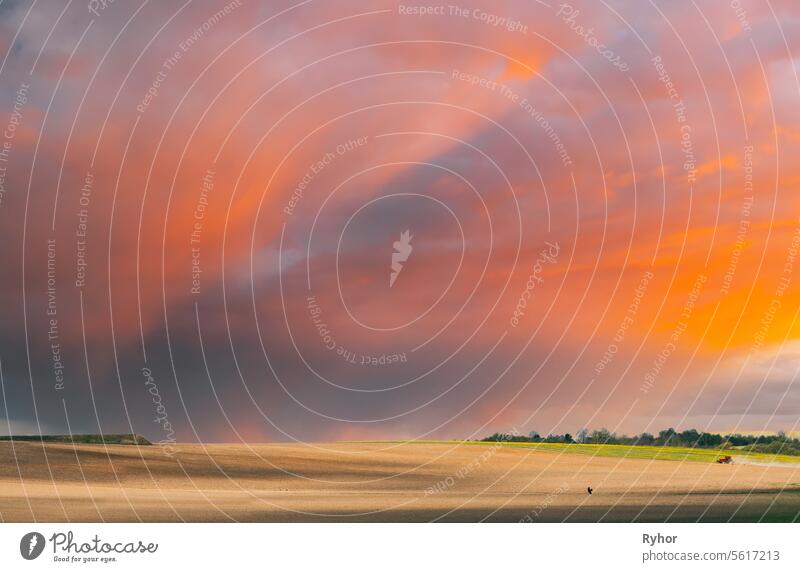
[1,0,799,443]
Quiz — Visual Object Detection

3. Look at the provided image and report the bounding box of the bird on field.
[587,486,593,495]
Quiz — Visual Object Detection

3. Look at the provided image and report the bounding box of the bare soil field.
[1,441,799,522]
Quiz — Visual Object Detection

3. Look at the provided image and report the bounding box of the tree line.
[480,428,800,455]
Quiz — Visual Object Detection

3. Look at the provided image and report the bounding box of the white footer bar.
[0,523,796,570]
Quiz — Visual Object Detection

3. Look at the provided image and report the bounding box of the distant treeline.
[0,434,151,445]
[481,428,800,456]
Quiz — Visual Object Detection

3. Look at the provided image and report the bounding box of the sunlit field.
[400,441,800,465]
[4,440,798,522]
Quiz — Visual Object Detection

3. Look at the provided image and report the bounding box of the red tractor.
[716,455,733,464]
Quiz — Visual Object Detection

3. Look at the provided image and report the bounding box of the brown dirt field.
[1,441,799,522]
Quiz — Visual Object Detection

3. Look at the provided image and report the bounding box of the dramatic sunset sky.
[1,0,799,443]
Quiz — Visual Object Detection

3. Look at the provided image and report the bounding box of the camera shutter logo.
[390,229,413,287]
[20,532,46,560]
